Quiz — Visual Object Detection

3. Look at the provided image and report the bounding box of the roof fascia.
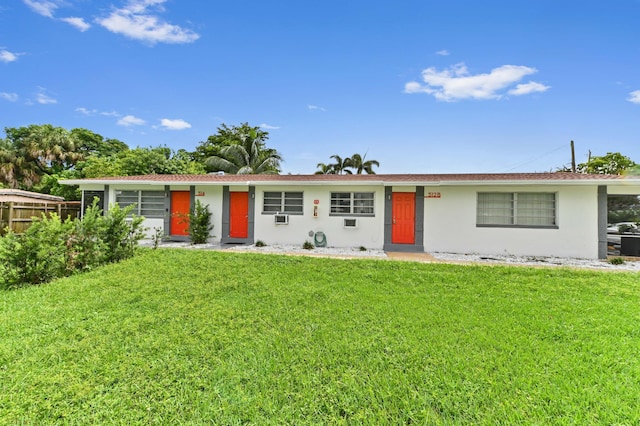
[417,179,635,187]
[59,177,640,187]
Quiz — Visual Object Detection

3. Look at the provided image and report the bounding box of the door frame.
[383,186,424,252]
[221,186,255,244]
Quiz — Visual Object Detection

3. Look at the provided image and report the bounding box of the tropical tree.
[194,123,270,168]
[327,155,352,175]
[116,147,204,176]
[72,128,128,158]
[345,153,380,174]
[204,124,282,174]
[0,125,82,189]
[577,152,636,175]
[315,162,335,174]
[315,153,381,174]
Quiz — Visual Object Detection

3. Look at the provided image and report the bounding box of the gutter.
[60,177,640,187]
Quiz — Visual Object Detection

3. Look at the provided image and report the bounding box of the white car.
[607,222,640,234]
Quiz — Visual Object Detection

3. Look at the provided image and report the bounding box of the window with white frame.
[477,192,557,227]
[263,191,303,214]
[330,192,374,216]
[115,190,165,218]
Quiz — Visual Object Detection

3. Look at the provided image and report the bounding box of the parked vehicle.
[607,222,640,234]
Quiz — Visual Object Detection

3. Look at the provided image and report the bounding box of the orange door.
[170,191,190,236]
[392,192,415,244]
[229,192,249,238]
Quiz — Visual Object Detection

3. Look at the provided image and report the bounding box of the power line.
[493,144,568,173]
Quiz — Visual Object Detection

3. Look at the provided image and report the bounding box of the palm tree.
[345,153,379,174]
[315,162,334,174]
[0,125,83,189]
[205,128,282,174]
[328,155,352,175]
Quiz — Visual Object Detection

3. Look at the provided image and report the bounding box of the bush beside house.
[0,202,145,290]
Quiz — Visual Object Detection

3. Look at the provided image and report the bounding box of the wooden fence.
[0,201,81,235]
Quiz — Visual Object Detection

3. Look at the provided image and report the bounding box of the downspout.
[597,186,607,259]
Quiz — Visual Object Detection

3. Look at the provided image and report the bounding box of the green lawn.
[1,249,639,424]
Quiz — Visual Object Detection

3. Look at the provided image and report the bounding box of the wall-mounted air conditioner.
[343,218,358,228]
[274,214,289,225]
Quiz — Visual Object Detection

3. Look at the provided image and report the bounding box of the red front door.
[229,192,249,238]
[392,192,415,244]
[170,191,190,236]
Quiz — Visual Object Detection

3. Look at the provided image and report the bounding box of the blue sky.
[2,0,639,174]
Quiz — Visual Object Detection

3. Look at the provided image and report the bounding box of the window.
[263,191,303,214]
[140,191,165,218]
[330,192,374,216]
[477,192,556,227]
[115,190,165,218]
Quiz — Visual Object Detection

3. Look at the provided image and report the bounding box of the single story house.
[61,172,640,259]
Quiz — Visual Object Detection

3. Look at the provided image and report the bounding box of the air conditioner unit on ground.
[274,214,289,225]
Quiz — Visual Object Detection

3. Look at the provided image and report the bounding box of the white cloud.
[508,81,550,96]
[0,49,20,63]
[628,90,640,104]
[118,115,146,126]
[259,123,280,130]
[0,92,19,102]
[436,49,450,56]
[77,107,125,117]
[24,1,93,32]
[159,118,191,130]
[36,89,57,104]
[75,107,97,115]
[61,16,91,31]
[97,0,200,45]
[23,0,60,18]
[308,105,326,111]
[404,63,547,101]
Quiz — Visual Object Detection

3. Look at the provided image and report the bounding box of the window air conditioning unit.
[274,214,289,225]
[343,218,358,228]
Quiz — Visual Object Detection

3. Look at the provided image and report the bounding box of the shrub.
[0,213,73,289]
[0,201,145,290]
[255,240,266,247]
[302,240,314,250]
[66,201,107,272]
[609,257,625,265]
[188,200,213,244]
[99,203,145,263]
[151,226,164,249]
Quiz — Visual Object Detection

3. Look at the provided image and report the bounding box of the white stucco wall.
[253,185,385,249]
[422,185,600,259]
[193,186,223,242]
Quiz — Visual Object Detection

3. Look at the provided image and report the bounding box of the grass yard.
[1,249,639,424]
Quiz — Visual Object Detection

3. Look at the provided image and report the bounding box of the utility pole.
[570,140,576,173]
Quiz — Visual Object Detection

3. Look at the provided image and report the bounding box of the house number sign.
[425,192,441,199]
